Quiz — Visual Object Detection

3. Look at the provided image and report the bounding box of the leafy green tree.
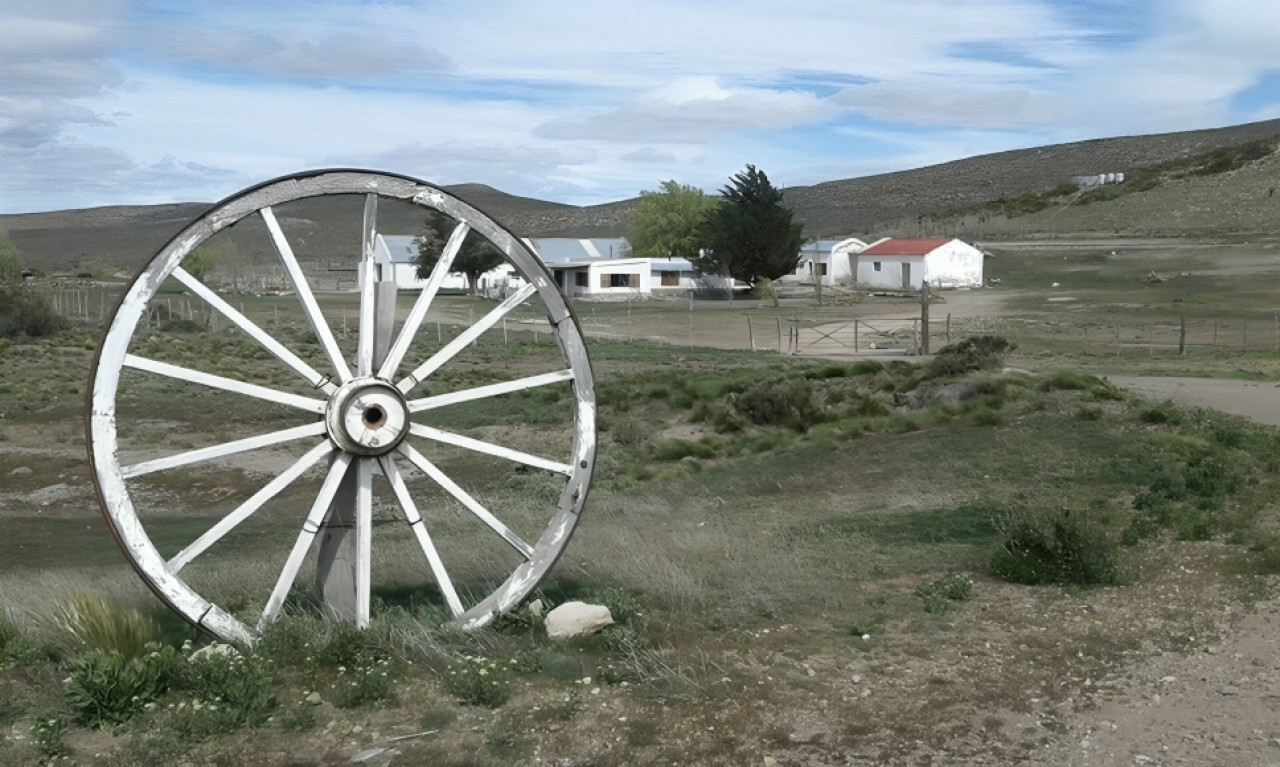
[182,243,224,284]
[693,165,804,288]
[415,214,505,295]
[625,180,714,261]
[0,234,22,284]
[0,234,63,338]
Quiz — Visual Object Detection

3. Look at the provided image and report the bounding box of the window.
[660,271,679,286]
[815,263,828,276]
[575,272,588,287]
[873,261,881,272]
[602,273,636,288]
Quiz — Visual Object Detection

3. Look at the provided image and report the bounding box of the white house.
[853,237,983,290]
[784,238,868,286]
[377,234,523,295]
[368,234,700,300]
[547,258,652,300]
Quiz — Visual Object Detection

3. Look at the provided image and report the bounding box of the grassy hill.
[3,119,1278,274]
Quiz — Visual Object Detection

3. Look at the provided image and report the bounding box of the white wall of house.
[782,238,867,285]
[922,239,984,288]
[855,239,983,290]
[856,255,927,290]
[550,258,652,300]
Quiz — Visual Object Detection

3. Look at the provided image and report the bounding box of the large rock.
[545,602,614,638]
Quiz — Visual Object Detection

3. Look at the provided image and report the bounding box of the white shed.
[784,238,869,285]
[854,238,983,290]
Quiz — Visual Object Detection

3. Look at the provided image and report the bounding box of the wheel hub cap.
[325,378,410,456]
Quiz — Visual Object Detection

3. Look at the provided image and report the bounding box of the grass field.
[4,239,1280,764]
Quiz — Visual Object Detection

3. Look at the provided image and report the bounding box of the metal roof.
[525,238,632,264]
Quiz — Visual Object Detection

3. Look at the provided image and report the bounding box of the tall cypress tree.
[693,165,804,286]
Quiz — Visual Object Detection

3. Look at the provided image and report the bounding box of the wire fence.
[42,285,1280,360]
[783,314,1280,358]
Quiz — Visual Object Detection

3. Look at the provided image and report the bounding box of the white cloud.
[535,77,831,143]
[2,0,1279,212]
[140,28,454,80]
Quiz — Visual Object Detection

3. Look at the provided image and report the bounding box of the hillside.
[3,119,1278,273]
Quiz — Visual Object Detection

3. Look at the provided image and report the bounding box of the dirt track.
[1110,376,1280,427]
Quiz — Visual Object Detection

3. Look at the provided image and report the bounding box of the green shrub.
[929,335,1014,377]
[0,612,46,669]
[331,656,395,708]
[1140,400,1183,425]
[256,615,321,668]
[654,439,717,461]
[316,621,377,667]
[736,377,825,431]
[1039,371,1094,391]
[0,285,64,339]
[174,645,276,729]
[65,644,178,728]
[444,655,514,707]
[992,508,1119,586]
[29,710,70,763]
[915,575,973,614]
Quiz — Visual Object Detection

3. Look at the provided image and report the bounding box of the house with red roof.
[853,237,984,291]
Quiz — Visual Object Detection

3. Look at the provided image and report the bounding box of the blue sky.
[2,0,1278,213]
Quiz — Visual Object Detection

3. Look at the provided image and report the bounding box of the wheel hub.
[325,378,410,456]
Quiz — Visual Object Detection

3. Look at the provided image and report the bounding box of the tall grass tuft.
[47,591,163,658]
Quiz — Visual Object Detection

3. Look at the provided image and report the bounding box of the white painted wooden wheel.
[86,170,596,645]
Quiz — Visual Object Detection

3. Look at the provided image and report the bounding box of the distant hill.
[3,119,1278,273]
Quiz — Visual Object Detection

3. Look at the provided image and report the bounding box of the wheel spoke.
[124,354,327,414]
[356,195,379,377]
[407,422,572,475]
[170,267,336,394]
[377,221,469,380]
[355,457,373,628]
[377,454,464,616]
[167,441,334,573]
[395,441,534,560]
[261,207,351,384]
[123,422,327,478]
[259,452,354,627]
[407,369,574,413]
[396,283,538,393]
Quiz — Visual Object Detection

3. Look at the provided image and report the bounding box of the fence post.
[854,320,859,353]
[1180,315,1186,355]
[747,315,755,351]
[946,313,951,344]
[920,283,930,355]
[776,317,782,352]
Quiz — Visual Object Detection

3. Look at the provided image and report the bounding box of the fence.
[41,286,1280,359]
[781,314,1280,358]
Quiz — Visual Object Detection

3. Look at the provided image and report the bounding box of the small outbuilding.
[854,237,983,291]
[784,238,869,286]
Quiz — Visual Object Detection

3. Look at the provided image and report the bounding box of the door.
[901,263,912,290]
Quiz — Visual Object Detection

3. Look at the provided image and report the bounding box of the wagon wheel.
[86,170,596,645]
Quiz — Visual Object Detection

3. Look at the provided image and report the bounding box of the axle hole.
[363,405,387,429]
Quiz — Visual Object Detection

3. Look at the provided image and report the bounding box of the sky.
[2,0,1279,214]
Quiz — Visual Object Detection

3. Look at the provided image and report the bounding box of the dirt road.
[1109,376,1280,427]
